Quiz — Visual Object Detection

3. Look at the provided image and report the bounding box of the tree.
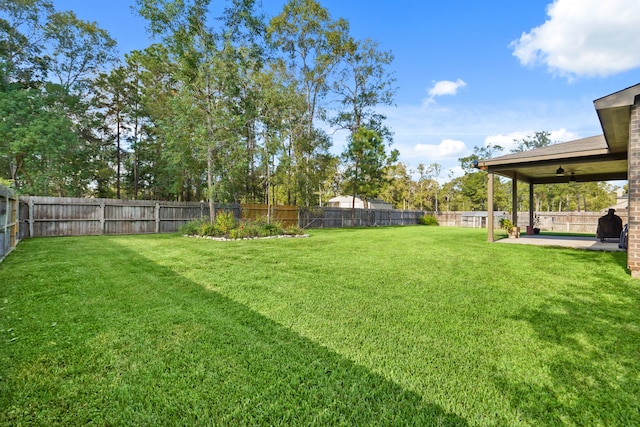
[330,38,396,140]
[44,10,116,94]
[458,143,504,174]
[380,162,413,209]
[414,163,442,211]
[0,0,115,195]
[341,126,398,214]
[511,130,552,153]
[0,82,76,194]
[136,0,265,216]
[93,65,133,198]
[457,144,508,211]
[268,0,351,206]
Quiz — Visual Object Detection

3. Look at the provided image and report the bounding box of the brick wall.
[628,99,640,277]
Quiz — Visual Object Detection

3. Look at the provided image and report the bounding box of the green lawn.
[1,227,639,426]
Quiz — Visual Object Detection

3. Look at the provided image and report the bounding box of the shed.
[461,211,508,228]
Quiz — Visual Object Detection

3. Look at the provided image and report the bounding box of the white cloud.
[423,79,467,105]
[446,166,465,181]
[380,97,600,175]
[511,0,640,77]
[484,128,580,152]
[548,128,580,142]
[414,139,468,160]
[484,132,532,152]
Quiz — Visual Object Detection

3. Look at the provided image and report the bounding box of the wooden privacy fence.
[0,186,20,261]
[241,203,299,228]
[516,211,625,234]
[21,197,228,237]
[300,207,424,228]
[19,197,302,237]
[11,194,620,239]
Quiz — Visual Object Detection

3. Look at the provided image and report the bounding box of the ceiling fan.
[540,165,584,180]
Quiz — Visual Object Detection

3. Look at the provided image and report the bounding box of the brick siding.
[628,99,640,277]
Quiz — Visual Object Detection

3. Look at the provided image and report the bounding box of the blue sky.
[52,0,640,180]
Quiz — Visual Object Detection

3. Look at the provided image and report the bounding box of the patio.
[496,234,625,252]
[477,83,640,276]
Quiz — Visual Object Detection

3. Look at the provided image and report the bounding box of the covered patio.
[477,83,640,276]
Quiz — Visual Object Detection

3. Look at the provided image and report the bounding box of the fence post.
[100,202,105,235]
[155,203,160,233]
[28,198,34,238]
[10,193,17,248]
[2,192,7,256]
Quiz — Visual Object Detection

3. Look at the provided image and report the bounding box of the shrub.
[499,218,513,231]
[199,222,217,236]
[229,225,248,239]
[262,222,283,236]
[179,217,209,235]
[214,211,237,235]
[180,213,302,239]
[283,225,304,235]
[420,215,439,226]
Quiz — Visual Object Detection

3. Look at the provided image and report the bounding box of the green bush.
[199,222,217,236]
[229,222,255,239]
[263,222,283,236]
[180,214,302,239]
[283,225,304,235]
[214,211,237,235]
[499,218,513,231]
[420,215,439,226]
[179,217,208,235]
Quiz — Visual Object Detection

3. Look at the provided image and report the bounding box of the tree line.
[0,1,616,213]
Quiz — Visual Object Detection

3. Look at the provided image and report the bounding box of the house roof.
[328,196,362,203]
[476,82,640,184]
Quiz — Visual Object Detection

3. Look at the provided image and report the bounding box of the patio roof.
[476,82,640,184]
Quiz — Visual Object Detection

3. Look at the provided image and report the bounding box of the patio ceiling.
[476,134,628,184]
[476,83,640,185]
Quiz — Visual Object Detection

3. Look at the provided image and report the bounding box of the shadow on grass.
[1,237,466,426]
[498,250,640,425]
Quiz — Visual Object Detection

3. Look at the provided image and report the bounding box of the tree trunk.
[116,113,121,199]
[207,144,215,223]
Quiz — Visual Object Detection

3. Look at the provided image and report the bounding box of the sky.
[51,0,640,181]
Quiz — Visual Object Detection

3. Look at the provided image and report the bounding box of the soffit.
[594,83,640,153]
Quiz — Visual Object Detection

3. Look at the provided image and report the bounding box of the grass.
[1,226,639,426]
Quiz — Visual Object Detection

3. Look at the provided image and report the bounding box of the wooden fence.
[18,197,302,237]
[0,186,20,261]
[300,207,424,228]
[516,211,626,234]
[20,197,220,237]
[8,193,620,239]
[429,210,623,233]
[241,203,299,228]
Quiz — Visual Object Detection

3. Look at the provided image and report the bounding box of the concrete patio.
[496,234,626,252]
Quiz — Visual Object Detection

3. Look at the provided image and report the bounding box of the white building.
[327,196,365,209]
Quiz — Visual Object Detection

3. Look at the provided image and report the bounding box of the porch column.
[628,99,640,278]
[487,170,494,242]
[511,173,518,226]
[529,183,534,227]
